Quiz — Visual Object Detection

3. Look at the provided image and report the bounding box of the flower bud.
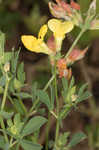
[66,47,88,65]
[4,62,10,72]
[10,125,18,135]
[87,0,96,16]
[71,94,78,102]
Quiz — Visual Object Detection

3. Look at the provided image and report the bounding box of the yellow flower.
[48,19,74,51]
[21,25,52,55]
[48,19,74,37]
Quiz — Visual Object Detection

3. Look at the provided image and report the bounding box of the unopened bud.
[4,62,10,72]
[88,0,96,16]
[71,94,77,102]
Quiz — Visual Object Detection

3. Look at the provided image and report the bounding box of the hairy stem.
[54,61,59,148]
[0,75,10,142]
[65,27,86,58]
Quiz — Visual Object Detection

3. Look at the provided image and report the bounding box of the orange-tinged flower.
[57,58,66,70]
[57,58,72,79]
[70,0,80,10]
[49,0,83,27]
[66,47,88,65]
[58,68,72,79]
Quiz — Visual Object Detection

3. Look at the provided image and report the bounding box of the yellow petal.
[61,21,74,34]
[48,19,74,37]
[21,35,38,51]
[21,35,51,54]
[38,24,48,40]
[48,19,60,34]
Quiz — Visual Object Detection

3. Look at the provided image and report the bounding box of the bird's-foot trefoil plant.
[0,0,99,150]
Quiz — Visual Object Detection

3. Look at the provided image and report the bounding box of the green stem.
[44,74,55,91]
[29,74,55,114]
[45,112,51,150]
[44,75,55,150]
[10,137,13,146]
[0,117,8,142]
[21,74,55,134]
[9,140,18,148]
[65,27,86,58]
[54,61,59,148]
[1,76,10,110]
[0,75,10,143]
[17,96,27,115]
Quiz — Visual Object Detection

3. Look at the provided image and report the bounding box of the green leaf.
[37,90,51,110]
[7,119,13,127]
[0,135,6,148]
[77,91,92,103]
[14,92,32,99]
[11,49,20,73]
[14,113,20,125]
[20,139,42,150]
[4,143,10,150]
[67,132,87,148]
[78,83,88,96]
[59,104,71,119]
[69,77,75,90]
[62,78,68,99]
[13,98,25,115]
[22,116,47,137]
[0,31,5,57]
[31,82,38,102]
[0,111,14,119]
[0,75,6,86]
[17,62,25,84]
[62,77,68,92]
[4,52,12,63]
[58,132,70,146]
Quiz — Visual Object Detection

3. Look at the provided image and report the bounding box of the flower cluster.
[56,47,88,78]
[49,0,83,27]
[21,18,74,78]
[21,0,98,79]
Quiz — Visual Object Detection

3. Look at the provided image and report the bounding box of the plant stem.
[29,74,55,114]
[54,61,59,148]
[17,96,27,115]
[65,27,86,58]
[20,74,55,135]
[1,75,10,110]
[44,74,55,91]
[45,111,51,150]
[10,137,13,146]
[44,75,55,150]
[9,140,18,148]
[0,75,10,143]
[0,117,8,142]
